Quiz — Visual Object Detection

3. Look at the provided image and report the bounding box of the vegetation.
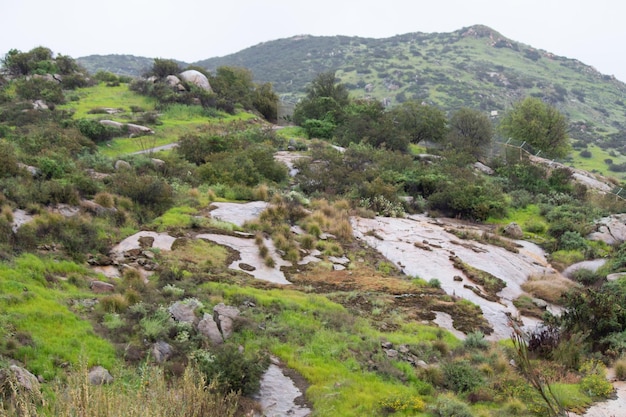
[3,43,626,417]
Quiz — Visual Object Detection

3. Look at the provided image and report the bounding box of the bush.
[194,345,269,395]
[442,360,483,393]
[428,393,474,417]
[615,358,626,380]
[463,331,489,350]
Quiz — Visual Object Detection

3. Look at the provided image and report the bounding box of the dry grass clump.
[93,192,115,208]
[521,273,579,304]
[615,358,626,380]
[44,365,239,417]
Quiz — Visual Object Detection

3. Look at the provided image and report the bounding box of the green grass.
[60,83,156,119]
[0,254,117,379]
[570,143,626,180]
[150,206,199,231]
[487,204,548,237]
[200,282,462,417]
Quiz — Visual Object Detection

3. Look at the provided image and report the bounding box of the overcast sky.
[3,0,626,82]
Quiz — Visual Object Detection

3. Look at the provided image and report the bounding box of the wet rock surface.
[254,363,311,417]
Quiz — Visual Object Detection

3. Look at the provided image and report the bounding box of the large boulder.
[213,303,240,340]
[197,313,223,344]
[90,280,115,293]
[588,214,626,245]
[169,299,202,325]
[179,70,212,92]
[151,340,173,363]
[0,365,41,392]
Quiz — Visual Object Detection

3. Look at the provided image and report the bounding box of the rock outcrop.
[179,70,212,92]
[88,366,113,385]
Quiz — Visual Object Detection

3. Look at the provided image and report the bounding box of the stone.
[381,341,393,349]
[0,365,41,392]
[502,222,523,239]
[213,303,240,340]
[33,99,49,110]
[197,313,223,344]
[138,236,155,248]
[151,158,165,169]
[607,272,626,282]
[126,123,154,136]
[385,349,398,358]
[169,300,201,325]
[90,280,115,293]
[152,341,172,363]
[114,160,132,171]
[165,75,181,87]
[473,161,495,175]
[179,70,212,91]
[18,163,41,177]
[89,366,113,385]
[398,345,410,354]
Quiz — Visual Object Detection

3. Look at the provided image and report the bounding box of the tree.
[445,108,493,161]
[148,58,181,78]
[499,97,570,158]
[390,101,447,145]
[293,71,350,127]
[210,66,255,109]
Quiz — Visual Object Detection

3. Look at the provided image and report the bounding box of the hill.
[77,54,188,78]
[78,25,626,143]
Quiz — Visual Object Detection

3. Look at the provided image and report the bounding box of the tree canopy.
[445,107,493,161]
[390,101,448,145]
[499,97,570,159]
[293,71,349,128]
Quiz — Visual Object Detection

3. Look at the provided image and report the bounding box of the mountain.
[78,25,626,141]
[77,54,188,78]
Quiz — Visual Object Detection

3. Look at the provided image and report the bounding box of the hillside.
[5,49,626,416]
[79,25,626,143]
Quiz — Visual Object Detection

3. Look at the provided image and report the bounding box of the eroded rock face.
[588,214,626,245]
[0,365,40,392]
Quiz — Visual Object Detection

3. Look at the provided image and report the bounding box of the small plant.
[428,278,442,288]
[379,395,425,413]
[463,331,489,350]
[615,358,626,380]
[162,284,184,297]
[428,393,474,417]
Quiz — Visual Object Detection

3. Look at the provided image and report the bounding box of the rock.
[169,300,201,325]
[179,70,212,91]
[165,75,181,87]
[126,123,154,136]
[531,298,548,309]
[33,99,49,110]
[90,280,115,293]
[89,366,113,385]
[213,303,240,340]
[0,365,41,392]
[114,160,132,171]
[453,275,463,282]
[381,341,393,349]
[197,313,223,344]
[588,214,626,245]
[416,360,428,368]
[333,264,346,271]
[80,199,116,216]
[607,272,626,282]
[329,256,350,265]
[100,119,125,129]
[18,162,41,177]
[502,222,523,239]
[385,349,399,358]
[398,345,410,354]
[239,263,256,271]
[473,161,495,175]
[151,341,172,363]
[151,158,165,169]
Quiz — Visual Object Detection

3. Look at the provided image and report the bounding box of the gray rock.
[114,160,132,171]
[503,222,523,239]
[213,303,240,340]
[126,123,154,136]
[33,99,49,110]
[151,158,165,169]
[588,214,626,245]
[0,365,41,392]
[89,366,113,385]
[169,300,201,325]
[152,341,172,363]
[18,162,41,177]
[473,161,495,175]
[179,70,212,91]
[531,298,548,309]
[90,280,115,293]
[607,272,626,282]
[165,75,181,87]
[197,313,223,344]
[381,341,393,349]
[385,349,399,358]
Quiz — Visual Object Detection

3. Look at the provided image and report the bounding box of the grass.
[570,143,626,180]
[0,254,117,380]
[59,83,155,119]
[161,239,230,272]
[521,273,579,305]
[150,206,200,231]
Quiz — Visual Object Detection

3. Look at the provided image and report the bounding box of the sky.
[2,0,626,82]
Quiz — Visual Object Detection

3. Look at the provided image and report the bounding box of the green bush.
[442,360,484,393]
[463,331,489,350]
[429,393,474,417]
[194,345,269,395]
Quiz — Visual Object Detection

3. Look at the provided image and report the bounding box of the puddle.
[255,364,311,417]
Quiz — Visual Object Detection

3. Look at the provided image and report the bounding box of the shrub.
[99,294,129,313]
[428,393,474,417]
[615,358,626,380]
[442,360,483,393]
[194,345,269,395]
[463,331,489,350]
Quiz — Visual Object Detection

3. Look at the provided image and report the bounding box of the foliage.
[444,107,493,161]
[148,58,181,78]
[390,101,448,144]
[194,344,269,395]
[442,360,484,393]
[428,393,474,417]
[499,97,570,158]
[14,77,65,105]
[293,71,349,126]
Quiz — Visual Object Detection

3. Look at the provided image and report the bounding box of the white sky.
[2,0,626,82]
